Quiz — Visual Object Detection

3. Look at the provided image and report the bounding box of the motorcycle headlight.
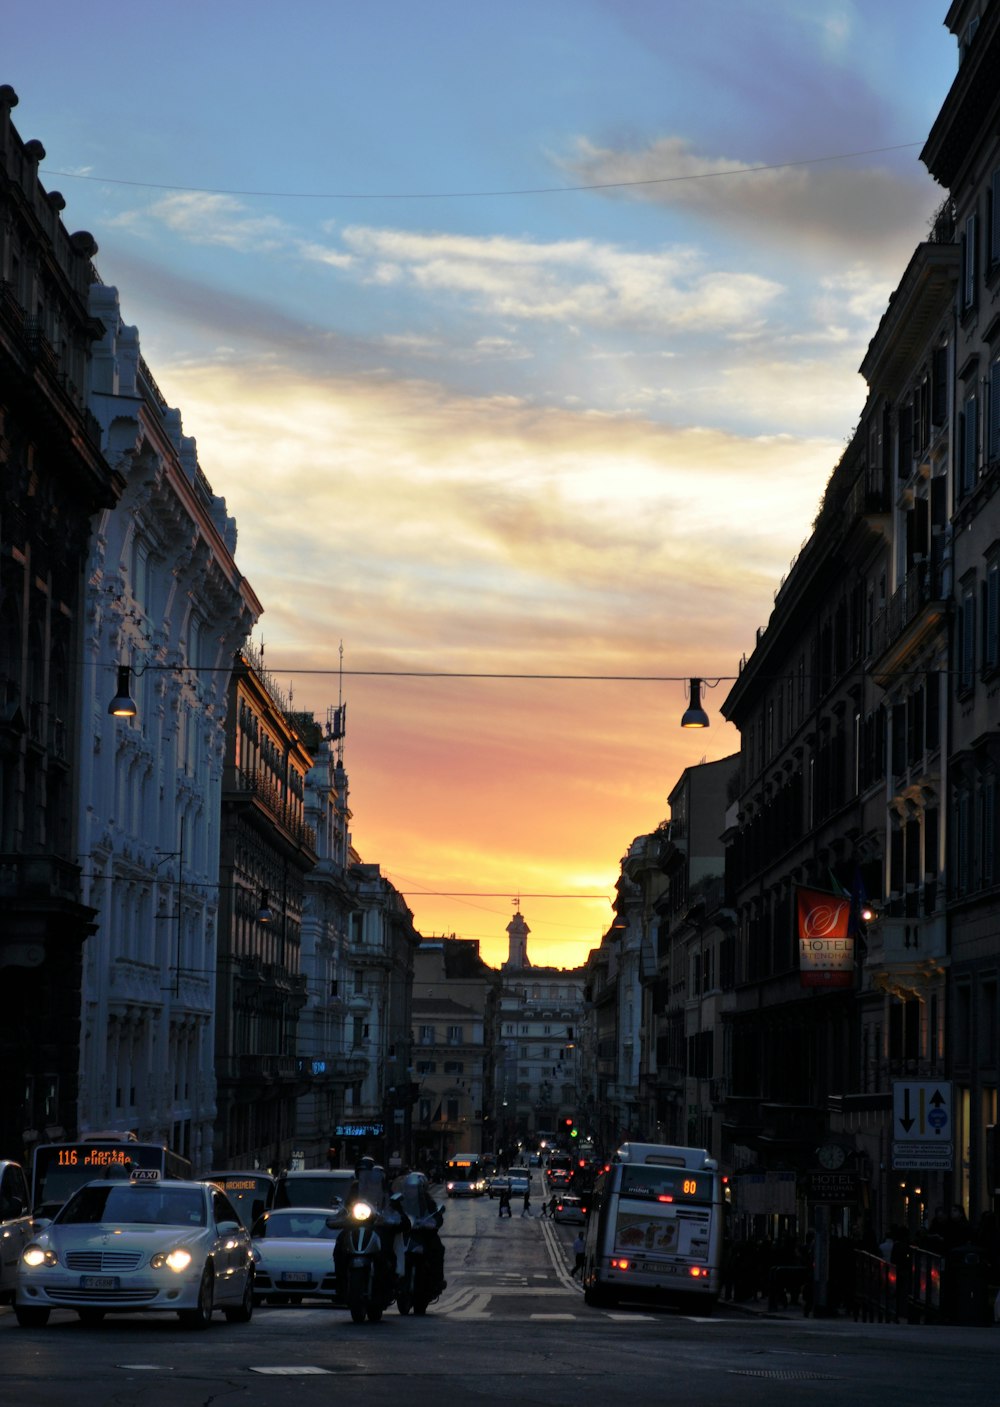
[150,1248,193,1272]
[352,1201,373,1222]
[22,1243,58,1268]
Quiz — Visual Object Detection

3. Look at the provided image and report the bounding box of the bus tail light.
[689,1266,703,1278]
[611,1258,630,1270]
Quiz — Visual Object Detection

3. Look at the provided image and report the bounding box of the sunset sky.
[10,1,958,968]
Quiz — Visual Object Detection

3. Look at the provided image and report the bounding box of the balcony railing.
[227,766,316,850]
[869,560,946,661]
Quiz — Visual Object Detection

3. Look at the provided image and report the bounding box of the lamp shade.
[108,665,137,718]
[680,677,709,729]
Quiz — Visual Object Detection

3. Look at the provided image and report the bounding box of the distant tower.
[503,910,531,970]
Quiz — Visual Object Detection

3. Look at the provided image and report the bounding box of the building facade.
[494,912,586,1158]
[214,644,316,1172]
[922,0,1000,1219]
[76,285,260,1172]
[411,936,497,1167]
[0,88,124,1160]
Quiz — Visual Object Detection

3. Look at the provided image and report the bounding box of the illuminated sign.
[335,1122,384,1138]
[58,1148,135,1167]
[620,1166,712,1202]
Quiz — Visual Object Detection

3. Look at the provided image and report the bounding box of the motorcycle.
[396,1207,447,1316]
[333,1198,403,1323]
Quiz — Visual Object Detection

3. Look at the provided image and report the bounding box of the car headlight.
[22,1243,58,1268]
[150,1249,193,1272]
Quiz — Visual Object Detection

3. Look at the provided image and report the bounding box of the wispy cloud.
[557,135,938,267]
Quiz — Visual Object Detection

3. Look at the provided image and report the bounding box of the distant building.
[494,912,586,1156]
[411,936,497,1166]
[213,644,316,1172]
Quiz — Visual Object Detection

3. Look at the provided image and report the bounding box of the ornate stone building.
[0,87,124,1160]
[75,283,260,1170]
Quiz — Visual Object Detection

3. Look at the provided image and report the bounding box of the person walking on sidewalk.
[571,1232,585,1278]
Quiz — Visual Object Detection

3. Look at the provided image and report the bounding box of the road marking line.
[530,1313,577,1320]
[249,1367,332,1375]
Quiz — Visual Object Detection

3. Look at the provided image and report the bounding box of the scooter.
[396,1207,447,1316]
[333,1199,402,1323]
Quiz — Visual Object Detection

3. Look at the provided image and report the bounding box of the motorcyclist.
[393,1171,446,1289]
[332,1160,405,1304]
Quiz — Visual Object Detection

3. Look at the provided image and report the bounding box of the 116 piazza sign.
[796,887,854,989]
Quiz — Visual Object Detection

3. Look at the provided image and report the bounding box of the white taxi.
[15,1170,254,1328]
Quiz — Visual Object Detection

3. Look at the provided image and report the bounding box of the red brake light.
[689,1266,703,1278]
[657,1194,674,1203]
[611,1258,630,1271]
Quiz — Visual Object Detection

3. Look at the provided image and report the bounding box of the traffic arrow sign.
[893,1081,952,1141]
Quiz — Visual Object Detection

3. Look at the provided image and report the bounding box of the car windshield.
[254,1210,339,1239]
[58,1185,206,1227]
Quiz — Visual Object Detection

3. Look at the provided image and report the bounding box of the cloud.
[557,135,938,267]
[336,225,783,333]
[111,191,292,253]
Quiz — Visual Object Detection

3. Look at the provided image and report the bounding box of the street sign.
[892,1081,953,1169]
[892,1142,953,1171]
[892,1080,952,1141]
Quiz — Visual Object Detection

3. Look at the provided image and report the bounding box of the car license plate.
[280,1272,311,1283]
[80,1275,118,1290]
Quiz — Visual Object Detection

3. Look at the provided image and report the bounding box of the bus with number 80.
[582,1143,726,1312]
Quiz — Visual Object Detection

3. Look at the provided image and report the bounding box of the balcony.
[236,1054,299,1082]
[870,561,947,677]
[868,914,947,999]
[879,913,946,964]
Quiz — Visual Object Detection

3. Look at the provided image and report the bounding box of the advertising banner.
[797,887,854,988]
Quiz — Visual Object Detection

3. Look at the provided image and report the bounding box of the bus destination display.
[620,1166,712,1202]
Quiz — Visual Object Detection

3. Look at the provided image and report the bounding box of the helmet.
[357,1156,375,1172]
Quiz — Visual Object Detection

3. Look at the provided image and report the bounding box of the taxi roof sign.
[129,1167,161,1183]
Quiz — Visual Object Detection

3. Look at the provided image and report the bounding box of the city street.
[2,1194,996,1407]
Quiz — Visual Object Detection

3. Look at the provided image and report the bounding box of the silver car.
[15,1172,254,1328]
[250,1206,343,1305]
[0,1161,33,1303]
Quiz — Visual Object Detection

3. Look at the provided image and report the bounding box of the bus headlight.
[150,1249,193,1272]
[22,1244,58,1268]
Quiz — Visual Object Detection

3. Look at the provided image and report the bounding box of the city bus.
[582,1143,725,1312]
[30,1134,193,1219]
[444,1154,487,1197]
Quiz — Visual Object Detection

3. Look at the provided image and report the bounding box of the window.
[353,968,363,994]
[446,1024,463,1045]
[443,1060,463,1074]
[963,211,978,310]
[961,394,979,496]
[418,1024,435,1045]
[415,1060,436,1074]
[990,358,1000,465]
[958,580,977,692]
[984,554,1000,672]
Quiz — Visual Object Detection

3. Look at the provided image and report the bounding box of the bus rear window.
[619,1166,713,1203]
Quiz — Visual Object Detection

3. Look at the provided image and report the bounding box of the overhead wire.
[40,141,923,203]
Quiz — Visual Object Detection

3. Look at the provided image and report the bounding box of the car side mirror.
[217,1219,241,1236]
